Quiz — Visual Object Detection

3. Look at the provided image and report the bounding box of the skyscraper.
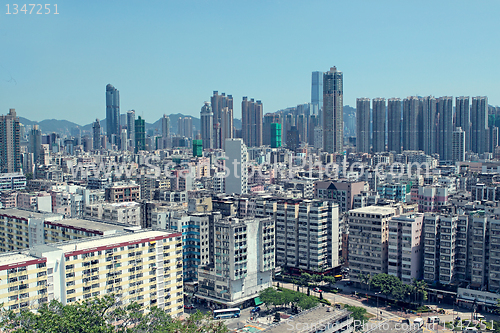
[356,98,370,153]
[311,71,324,116]
[471,96,488,154]
[127,110,135,149]
[308,114,320,146]
[29,125,42,164]
[455,97,470,152]
[105,84,120,141]
[403,96,419,151]
[135,116,145,153]
[372,98,386,153]
[437,96,453,161]
[121,129,128,151]
[270,123,282,148]
[241,97,263,147]
[161,114,170,138]
[452,127,465,162]
[200,102,213,149]
[387,98,402,153]
[211,92,234,149]
[323,67,343,153]
[183,117,193,139]
[224,138,248,195]
[296,114,307,144]
[0,109,21,173]
[177,117,185,136]
[263,113,280,146]
[92,119,101,150]
[421,96,437,155]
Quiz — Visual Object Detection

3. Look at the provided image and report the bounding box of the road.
[274,281,404,322]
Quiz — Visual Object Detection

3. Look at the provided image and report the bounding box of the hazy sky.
[1,0,499,125]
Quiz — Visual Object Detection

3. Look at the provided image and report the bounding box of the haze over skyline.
[1,0,499,124]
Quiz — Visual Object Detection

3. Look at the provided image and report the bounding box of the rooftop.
[35,229,178,255]
[0,208,61,220]
[45,218,125,232]
[349,206,396,215]
[262,306,350,333]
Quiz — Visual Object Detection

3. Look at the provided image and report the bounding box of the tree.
[358,273,372,291]
[0,295,228,333]
[412,279,428,305]
[370,273,404,301]
[344,305,369,330]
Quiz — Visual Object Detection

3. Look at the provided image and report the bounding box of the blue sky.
[1,0,499,125]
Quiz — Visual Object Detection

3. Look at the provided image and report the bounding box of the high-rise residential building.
[452,127,465,162]
[403,96,419,151]
[241,97,263,147]
[0,109,21,173]
[387,98,402,153]
[471,96,488,154]
[387,213,424,284]
[348,206,397,284]
[286,126,299,151]
[308,114,319,146]
[196,216,274,307]
[126,110,135,149]
[161,114,170,138]
[92,119,101,150]
[455,97,470,152]
[224,138,248,195]
[311,71,324,113]
[211,91,234,149]
[296,114,307,144]
[105,84,120,141]
[437,96,453,161]
[323,67,343,153]
[275,200,339,273]
[135,116,146,153]
[420,96,437,155]
[422,214,459,285]
[177,117,184,136]
[372,98,386,153]
[183,117,193,139]
[29,125,42,164]
[121,129,128,151]
[282,113,294,145]
[200,102,213,149]
[263,113,280,146]
[356,98,370,153]
[270,123,282,148]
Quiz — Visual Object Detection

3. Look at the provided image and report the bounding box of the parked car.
[313,287,323,293]
[184,304,195,310]
[251,306,261,313]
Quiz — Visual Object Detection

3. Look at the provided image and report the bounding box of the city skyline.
[2,1,500,124]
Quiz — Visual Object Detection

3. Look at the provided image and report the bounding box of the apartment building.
[0,173,26,191]
[105,183,140,203]
[418,186,450,212]
[0,209,63,252]
[0,230,183,315]
[84,202,141,226]
[44,219,125,243]
[196,216,274,308]
[315,180,367,213]
[275,199,339,273]
[388,213,423,284]
[348,206,397,284]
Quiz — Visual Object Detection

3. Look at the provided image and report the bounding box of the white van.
[413,318,424,327]
[427,316,440,324]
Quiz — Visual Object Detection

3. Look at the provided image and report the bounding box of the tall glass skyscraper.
[135,116,145,153]
[106,84,120,142]
[311,71,324,116]
[323,67,343,154]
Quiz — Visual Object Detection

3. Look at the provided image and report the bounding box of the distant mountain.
[18,117,80,135]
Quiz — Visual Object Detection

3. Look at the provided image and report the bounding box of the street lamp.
[375,292,381,321]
